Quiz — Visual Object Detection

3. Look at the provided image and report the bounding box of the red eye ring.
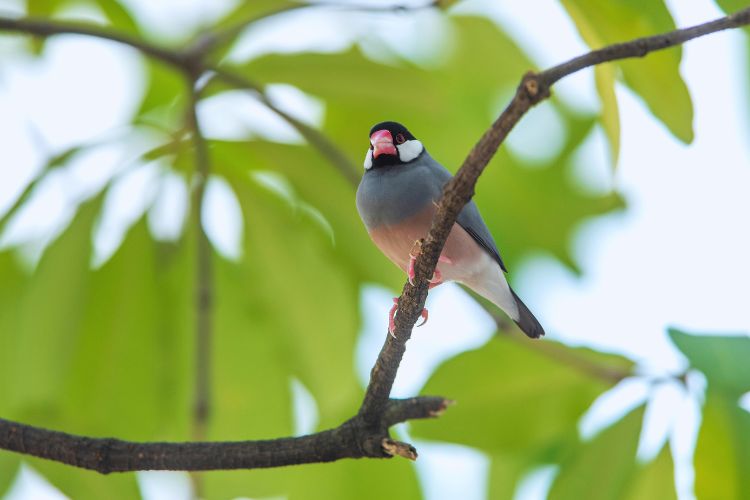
[395,133,406,144]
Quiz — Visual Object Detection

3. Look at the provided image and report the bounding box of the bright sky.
[1,0,749,499]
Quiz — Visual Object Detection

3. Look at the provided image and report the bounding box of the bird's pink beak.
[370,129,397,158]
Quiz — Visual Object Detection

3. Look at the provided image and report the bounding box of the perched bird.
[356,121,545,338]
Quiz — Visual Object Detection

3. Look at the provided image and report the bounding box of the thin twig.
[186,78,214,444]
[208,67,360,186]
[0,16,185,67]
[185,73,214,497]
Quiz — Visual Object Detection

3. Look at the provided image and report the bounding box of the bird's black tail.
[510,289,545,339]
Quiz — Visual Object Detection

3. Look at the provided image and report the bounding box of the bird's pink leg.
[388,297,429,338]
[407,240,452,287]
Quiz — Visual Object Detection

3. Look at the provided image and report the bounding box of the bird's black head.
[364,121,424,170]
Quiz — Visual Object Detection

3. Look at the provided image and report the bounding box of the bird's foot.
[407,240,451,287]
[389,297,429,338]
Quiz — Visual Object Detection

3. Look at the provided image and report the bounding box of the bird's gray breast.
[356,158,445,230]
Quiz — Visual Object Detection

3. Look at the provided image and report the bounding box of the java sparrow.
[356,121,545,339]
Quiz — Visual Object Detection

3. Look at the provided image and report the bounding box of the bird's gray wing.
[421,153,508,273]
[456,201,508,272]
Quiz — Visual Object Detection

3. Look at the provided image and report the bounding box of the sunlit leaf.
[205,458,420,500]
[595,64,620,167]
[669,329,750,397]
[549,406,643,499]
[220,176,362,428]
[624,445,678,500]
[694,393,750,500]
[562,0,694,143]
[475,113,624,273]
[94,0,140,35]
[410,335,632,454]
[212,140,401,287]
[0,452,19,497]
[134,59,186,130]
[549,406,676,500]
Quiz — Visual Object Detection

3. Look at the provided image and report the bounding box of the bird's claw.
[388,297,429,338]
[407,240,449,287]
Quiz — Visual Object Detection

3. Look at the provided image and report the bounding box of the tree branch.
[0,5,748,473]
[0,397,449,473]
[0,16,185,67]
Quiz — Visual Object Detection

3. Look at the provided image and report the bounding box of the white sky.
[1,0,749,499]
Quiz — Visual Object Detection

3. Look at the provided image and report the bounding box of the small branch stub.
[382,438,418,461]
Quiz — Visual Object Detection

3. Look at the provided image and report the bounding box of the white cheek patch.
[396,139,423,162]
[363,149,373,170]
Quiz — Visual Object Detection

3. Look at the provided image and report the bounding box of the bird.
[356,121,545,339]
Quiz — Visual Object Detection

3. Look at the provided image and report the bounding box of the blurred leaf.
[220,176,362,428]
[206,458,420,500]
[0,253,27,411]
[0,450,20,496]
[562,0,694,143]
[488,453,530,500]
[694,393,750,500]
[0,194,193,497]
[550,405,676,500]
[200,175,420,498]
[595,64,620,167]
[3,197,99,416]
[410,335,632,455]
[0,145,85,234]
[625,445,678,500]
[134,59,186,130]
[437,0,462,9]
[549,406,644,499]
[93,0,140,36]
[669,329,750,396]
[475,114,624,273]
[714,1,750,16]
[212,140,401,287]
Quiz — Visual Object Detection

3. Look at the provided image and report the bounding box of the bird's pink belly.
[368,206,484,282]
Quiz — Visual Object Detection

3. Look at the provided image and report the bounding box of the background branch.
[0,5,748,473]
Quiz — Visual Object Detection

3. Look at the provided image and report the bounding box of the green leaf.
[595,64,621,167]
[212,140,401,287]
[668,329,750,396]
[94,0,141,36]
[488,453,532,500]
[0,195,193,498]
[694,393,750,500]
[625,445,678,500]
[550,405,676,500]
[410,336,632,454]
[714,1,750,16]
[134,59,186,130]
[0,453,19,497]
[205,458,420,500]
[3,198,99,418]
[549,406,644,499]
[561,0,694,143]
[220,176,362,429]
[474,113,624,272]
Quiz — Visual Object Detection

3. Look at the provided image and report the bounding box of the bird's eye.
[395,133,406,144]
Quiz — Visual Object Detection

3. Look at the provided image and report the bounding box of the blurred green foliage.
[0,1,748,499]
